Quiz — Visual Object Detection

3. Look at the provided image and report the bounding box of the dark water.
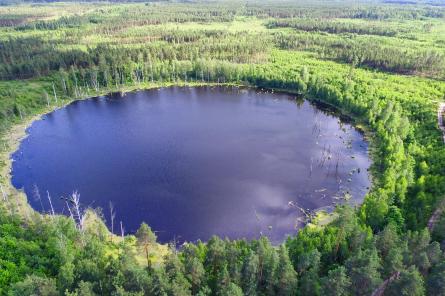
[12,86,370,243]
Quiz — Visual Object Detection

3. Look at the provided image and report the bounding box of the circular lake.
[12,86,370,243]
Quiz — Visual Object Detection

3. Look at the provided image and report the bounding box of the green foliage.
[275,246,298,295]
[320,266,351,296]
[135,222,157,246]
[345,248,382,295]
[386,266,426,296]
[9,275,58,296]
[427,261,445,296]
[1,0,445,294]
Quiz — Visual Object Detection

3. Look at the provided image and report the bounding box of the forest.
[1,0,445,295]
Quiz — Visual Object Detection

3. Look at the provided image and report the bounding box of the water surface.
[12,86,370,243]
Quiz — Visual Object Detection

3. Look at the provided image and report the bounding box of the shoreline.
[1,81,373,236]
[0,81,231,215]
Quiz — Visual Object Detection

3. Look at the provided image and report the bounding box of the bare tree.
[71,191,84,230]
[109,201,116,242]
[63,191,85,231]
[120,221,124,239]
[65,200,74,222]
[0,183,7,202]
[33,184,45,212]
[61,77,67,94]
[52,83,58,104]
[46,191,55,217]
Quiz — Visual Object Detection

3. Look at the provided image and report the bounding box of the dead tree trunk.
[0,183,7,202]
[47,191,55,217]
[52,83,58,104]
[109,201,116,242]
[371,272,400,296]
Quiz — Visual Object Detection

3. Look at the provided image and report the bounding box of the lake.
[11,86,370,243]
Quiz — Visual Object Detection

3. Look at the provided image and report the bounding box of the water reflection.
[12,86,370,243]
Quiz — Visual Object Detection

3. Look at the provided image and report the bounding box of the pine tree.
[345,248,382,296]
[275,245,298,296]
[321,266,351,296]
[427,261,445,296]
[135,222,157,268]
[184,257,206,294]
[386,266,425,296]
[241,251,259,296]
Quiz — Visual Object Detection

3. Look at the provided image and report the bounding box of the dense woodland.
[1,0,445,295]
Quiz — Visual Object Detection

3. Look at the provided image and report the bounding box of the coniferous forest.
[1,0,445,295]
